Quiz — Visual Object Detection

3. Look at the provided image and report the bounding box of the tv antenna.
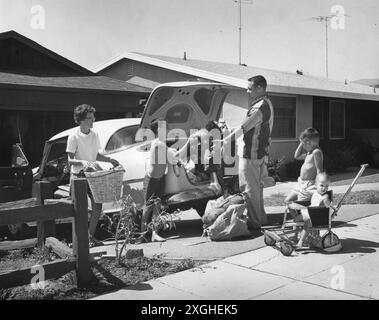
[310,13,348,78]
[233,0,253,65]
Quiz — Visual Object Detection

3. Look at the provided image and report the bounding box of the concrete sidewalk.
[92,212,379,300]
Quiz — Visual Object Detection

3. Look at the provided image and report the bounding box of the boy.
[285,128,323,204]
[296,172,333,248]
[137,118,194,243]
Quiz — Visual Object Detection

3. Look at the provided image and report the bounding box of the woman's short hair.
[73,104,96,124]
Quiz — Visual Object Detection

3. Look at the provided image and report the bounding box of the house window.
[329,100,345,139]
[271,95,297,139]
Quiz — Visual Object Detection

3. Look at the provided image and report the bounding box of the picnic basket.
[84,167,125,203]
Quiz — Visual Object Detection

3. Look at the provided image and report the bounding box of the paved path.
[92,213,379,300]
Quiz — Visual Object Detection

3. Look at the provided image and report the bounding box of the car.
[0,143,33,239]
[36,81,274,218]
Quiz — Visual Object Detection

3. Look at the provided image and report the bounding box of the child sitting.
[295,172,333,248]
[285,128,323,204]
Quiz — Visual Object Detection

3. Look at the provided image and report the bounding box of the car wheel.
[322,232,342,252]
[7,223,30,240]
[193,201,207,218]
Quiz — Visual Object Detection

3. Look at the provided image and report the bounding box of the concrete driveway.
[91,204,379,261]
[91,179,379,261]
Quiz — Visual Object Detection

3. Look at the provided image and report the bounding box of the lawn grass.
[331,173,379,186]
[325,167,379,186]
[264,190,379,207]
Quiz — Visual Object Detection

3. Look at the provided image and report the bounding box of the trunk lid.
[140,82,234,132]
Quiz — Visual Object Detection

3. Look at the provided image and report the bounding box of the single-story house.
[95,52,379,168]
[0,31,150,166]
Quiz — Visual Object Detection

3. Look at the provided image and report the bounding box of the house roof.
[95,52,379,101]
[0,30,93,76]
[0,71,151,95]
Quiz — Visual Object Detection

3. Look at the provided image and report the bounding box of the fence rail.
[0,178,91,289]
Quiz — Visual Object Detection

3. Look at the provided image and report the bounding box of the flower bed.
[0,248,198,300]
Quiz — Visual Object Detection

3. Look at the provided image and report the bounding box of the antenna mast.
[234,0,253,65]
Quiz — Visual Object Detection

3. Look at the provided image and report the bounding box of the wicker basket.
[84,167,125,203]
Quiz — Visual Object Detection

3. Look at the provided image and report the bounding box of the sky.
[0,0,378,81]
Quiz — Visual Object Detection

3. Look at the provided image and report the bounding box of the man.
[67,104,120,247]
[224,75,274,229]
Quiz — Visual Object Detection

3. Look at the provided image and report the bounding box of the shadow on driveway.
[339,238,379,254]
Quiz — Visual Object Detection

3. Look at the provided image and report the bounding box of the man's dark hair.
[74,104,96,124]
[300,127,320,141]
[150,118,164,136]
[248,75,267,90]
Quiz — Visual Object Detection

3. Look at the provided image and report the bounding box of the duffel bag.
[202,193,244,227]
[205,203,250,241]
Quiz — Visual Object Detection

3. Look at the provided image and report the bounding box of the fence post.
[34,181,55,247]
[72,178,91,287]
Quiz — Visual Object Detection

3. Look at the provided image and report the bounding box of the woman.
[66,104,120,247]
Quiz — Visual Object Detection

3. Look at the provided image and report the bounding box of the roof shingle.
[139,53,379,99]
[97,52,379,101]
[0,72,151,94]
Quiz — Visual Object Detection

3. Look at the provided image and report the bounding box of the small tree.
[104,194,178,264]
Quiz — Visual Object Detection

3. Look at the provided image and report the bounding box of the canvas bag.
[202,193,244,227]
[205,203,250,241]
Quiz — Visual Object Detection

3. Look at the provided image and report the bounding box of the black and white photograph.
[0,0,379,305]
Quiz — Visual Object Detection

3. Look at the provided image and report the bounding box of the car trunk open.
[140,82,234,132]
[140,83,237,211]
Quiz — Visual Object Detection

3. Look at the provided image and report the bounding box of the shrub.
[323,132,374,172]
[324,144,358,173]
[267,156,286,181]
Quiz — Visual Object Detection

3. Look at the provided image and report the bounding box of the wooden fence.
[0,178,91,289]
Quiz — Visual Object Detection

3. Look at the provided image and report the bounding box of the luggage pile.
[202,193,251,241]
